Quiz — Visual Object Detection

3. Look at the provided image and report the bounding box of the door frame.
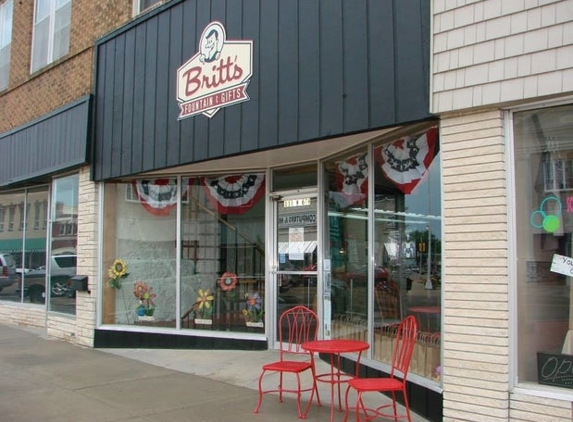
[268,188,321,349]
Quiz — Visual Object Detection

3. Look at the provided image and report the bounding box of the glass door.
[273,193,318,342]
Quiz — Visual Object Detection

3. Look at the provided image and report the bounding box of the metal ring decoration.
[219,272,238,291]
[530,195,562,232]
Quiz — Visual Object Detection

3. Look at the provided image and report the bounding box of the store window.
[31,0,72,73]
[48,174,78,314]
[514,103,573,389]
[102,175,265,334]
[325,126,441,383]
[0,186,49,305]
[133,0,162,16]
[325,148,370,338]
[0,0,13,90]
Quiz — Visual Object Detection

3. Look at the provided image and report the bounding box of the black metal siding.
[93,0,432,180]
[0,96,90,188]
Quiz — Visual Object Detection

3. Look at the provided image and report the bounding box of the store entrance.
[272,193,318,345]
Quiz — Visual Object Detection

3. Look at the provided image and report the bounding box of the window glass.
[0,190,24,303]
[102,175,266,333]
[181,176,265,332]
[31,0,72,72]
[372,128,441,382]
[325,148,370,340]
[48,174,77,314]
[102,179,177,327]
[0,0,12,90]
[273,164,317,191]
[52,0,70,60]
[35,0,50,21]
[135,0,161,15]
[325,127,442,383]
[0,186,49,305]
[22,187,49,305]
[514,103,573,388]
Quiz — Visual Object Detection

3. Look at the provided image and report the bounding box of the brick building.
[0,1,165,340]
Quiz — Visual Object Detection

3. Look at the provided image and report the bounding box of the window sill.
[513,382,573,401]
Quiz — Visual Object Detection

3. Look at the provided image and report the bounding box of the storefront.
[0,98,88,318]
[431,1,573,420]
[92,0,441,420]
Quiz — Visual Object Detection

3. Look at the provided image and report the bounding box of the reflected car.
[0,253,19,291]
[22,255,77,303]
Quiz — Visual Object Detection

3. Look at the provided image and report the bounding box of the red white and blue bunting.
[133,178,189,216]
[332,152,369,208]
[375,128,438,194]
[201,174,265,215]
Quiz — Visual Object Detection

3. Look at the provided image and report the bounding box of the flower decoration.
[194,288,214,319]
[219,272,238,310]
[133,280,156,316]
[242,292,263,323]
[108,258,129,289]
[218,272,238,291]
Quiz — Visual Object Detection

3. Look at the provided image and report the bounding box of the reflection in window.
[8,205,14,231]
[514,103,573,388]
[18,202,24,231]
[49,174,78,314]
[0,187,48,304]
[325,126,442,383]
[325,148,370,345]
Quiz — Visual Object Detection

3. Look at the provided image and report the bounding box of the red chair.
[343,315,418,422]
[254,305,321,419]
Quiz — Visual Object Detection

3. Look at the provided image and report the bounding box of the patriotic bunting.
[201,174,265,215]
[133,178,189,216]
[332,152,369,208]
[375,128,438,194]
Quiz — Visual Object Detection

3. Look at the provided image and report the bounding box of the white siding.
[432,0,573,114]
[441,110,511,421]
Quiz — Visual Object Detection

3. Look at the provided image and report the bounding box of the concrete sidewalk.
[0,322,428,422]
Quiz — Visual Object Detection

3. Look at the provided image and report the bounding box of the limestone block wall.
[74,167,99,346]
[0,303,44,328]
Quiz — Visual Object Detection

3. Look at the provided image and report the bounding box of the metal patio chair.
[344,315,418,422]
[254,305,321,419]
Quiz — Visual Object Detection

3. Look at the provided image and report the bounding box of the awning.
[0,238,46,253]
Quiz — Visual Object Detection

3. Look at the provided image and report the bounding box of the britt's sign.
[176,22,253,119]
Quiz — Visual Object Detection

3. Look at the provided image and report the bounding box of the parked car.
[23,255,77,303]
[0,253,19,291]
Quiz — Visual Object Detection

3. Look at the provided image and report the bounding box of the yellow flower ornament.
[108,258,129,289]
[194,288,215,319]
[197,289,214,310]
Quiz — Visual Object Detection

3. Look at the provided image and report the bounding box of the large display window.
[102,175,265,333]
[324,126,442,383]
[0,184,63,307]
[48,174,78,314]
[514,103,573,390]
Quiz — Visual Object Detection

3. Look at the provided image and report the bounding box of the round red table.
[408,305,441,332]
[302,339,369,422]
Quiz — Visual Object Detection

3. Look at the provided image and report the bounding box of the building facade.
[0,1,158,340]
[2,1,572,421]
[89,0,443,419]
[433,0,573,420]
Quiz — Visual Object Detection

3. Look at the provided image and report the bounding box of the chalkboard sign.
[537,352,573,389]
